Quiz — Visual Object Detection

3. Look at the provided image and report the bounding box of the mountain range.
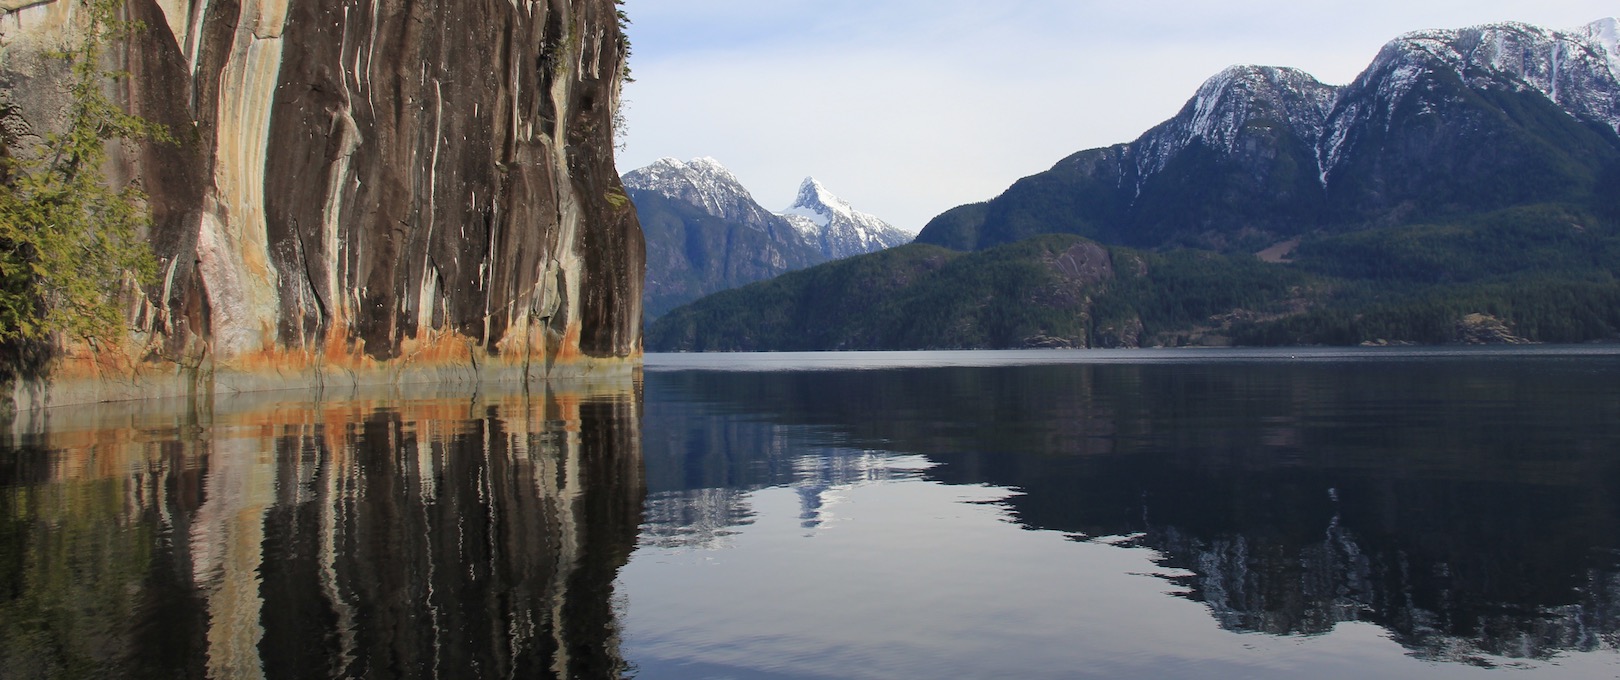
[623,158,911,319]
[648,18,1620,351]
[917,18,1620,253]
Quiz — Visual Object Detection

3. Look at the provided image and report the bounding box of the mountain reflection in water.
[0,384,642,679]
[638,351,1620,670]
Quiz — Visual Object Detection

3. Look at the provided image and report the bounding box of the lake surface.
[4,347,1620,678]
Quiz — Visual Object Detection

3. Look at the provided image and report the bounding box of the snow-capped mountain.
[1133,65,1338,183]
[781,178,913,260]
[1349,19,1620,133]
[623,157,820,319]
[622,157,782,229]
[917,17,1620,253]
[623,158,908,318]
[1320,18,1620,186]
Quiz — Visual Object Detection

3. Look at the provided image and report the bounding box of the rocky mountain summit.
[622,157,781,229]
[781,177,913,260]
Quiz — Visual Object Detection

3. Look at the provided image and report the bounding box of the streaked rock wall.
[0,0,644,409]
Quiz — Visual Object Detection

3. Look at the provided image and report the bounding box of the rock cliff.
[0,0,643,408]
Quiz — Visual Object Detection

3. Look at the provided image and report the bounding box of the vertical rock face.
[1,0,643,406]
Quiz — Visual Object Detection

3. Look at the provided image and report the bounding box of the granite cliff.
[0,0,643,409]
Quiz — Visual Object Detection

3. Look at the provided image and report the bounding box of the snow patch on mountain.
[779,213,824,240]
[1579,18,1620,81]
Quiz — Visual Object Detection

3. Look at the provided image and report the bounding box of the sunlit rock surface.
[0,0,644,409]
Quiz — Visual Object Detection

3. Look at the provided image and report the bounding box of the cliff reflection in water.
[643,355,1620,666]
[0,383,642,679]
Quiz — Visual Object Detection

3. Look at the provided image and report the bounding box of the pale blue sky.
[618,1,1618,232]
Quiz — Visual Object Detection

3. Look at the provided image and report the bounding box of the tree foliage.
[0,0,164,345]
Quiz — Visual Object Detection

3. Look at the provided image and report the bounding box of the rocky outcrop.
[1454,313,1533,345]
[0,0,643,409]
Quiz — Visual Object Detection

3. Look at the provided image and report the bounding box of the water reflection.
[638,394,925,549]
[0,382,642,679]
[643,353,1620,667]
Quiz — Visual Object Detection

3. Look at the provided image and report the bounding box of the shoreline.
[1,362,642,441]
[2,352,643,415]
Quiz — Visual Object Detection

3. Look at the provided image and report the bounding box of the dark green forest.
[647,201,1620,351]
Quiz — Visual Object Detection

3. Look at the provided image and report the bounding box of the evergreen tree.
[0,0,166,345]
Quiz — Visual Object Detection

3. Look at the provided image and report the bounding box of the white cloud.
[618,1,1619,232]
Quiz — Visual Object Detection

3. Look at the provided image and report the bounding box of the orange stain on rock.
[11,314,635,413]
[553,323,585,362]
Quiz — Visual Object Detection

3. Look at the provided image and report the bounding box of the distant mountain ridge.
[623,157,783,227]
[623,158,910,319]
[917,18,1620,253]
[650,18,1620,351]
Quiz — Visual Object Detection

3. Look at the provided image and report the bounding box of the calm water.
[4,347,1620,678]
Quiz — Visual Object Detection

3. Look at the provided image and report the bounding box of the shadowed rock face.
[0,0,643,406]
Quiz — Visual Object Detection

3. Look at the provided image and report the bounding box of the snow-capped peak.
[686,156,734,177]
[625,159,911,259]
[622,156,769,225]
[1132,65,1336,186]
[782,177,853,228]
[779,177,911,259]
[1317,18,1620,184]
[1367,19,1620,119]
[630,156,746,192]
[1185,66,1335,145]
